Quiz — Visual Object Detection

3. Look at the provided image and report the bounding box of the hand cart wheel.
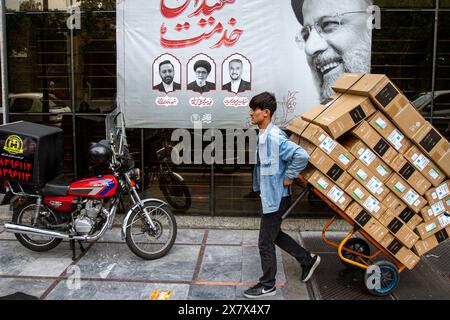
[364,260,399,296]
[340,238,371,270]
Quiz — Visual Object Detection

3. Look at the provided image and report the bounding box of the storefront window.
[74,11,116,113]
[371,11,434,99]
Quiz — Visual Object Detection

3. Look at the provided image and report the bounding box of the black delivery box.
[0,121,64,187]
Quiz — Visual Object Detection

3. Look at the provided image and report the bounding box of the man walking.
[244,92,321,299]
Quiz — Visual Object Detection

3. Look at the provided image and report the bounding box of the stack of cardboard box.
[287,73,450,270]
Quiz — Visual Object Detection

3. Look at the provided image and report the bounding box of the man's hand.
[284,179,294,187]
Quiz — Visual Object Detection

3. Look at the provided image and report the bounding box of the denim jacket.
[253,123,309,214]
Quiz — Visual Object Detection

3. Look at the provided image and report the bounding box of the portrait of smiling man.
[291,0,373,103]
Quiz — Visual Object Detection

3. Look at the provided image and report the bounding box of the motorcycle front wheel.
[125,200,177,260]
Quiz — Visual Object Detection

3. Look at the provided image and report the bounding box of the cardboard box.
[412,122,450,162]
[424,180,450,205]
[390,154,432,196]
[309,148,353,190]
[332,74,410,119]
[378,210,419,249]
[345,180,387,219]
[301,93,342,123]
[290,134,317,156]
[420,201,448,222]
[347,160,389,201]
[345,202,389,243]
[368,111,412,153]
[391,103,428,139]
[415,213,450,240]
[386,173,427,214]
[384,193,422,229]
[305,170,352,211]
[379,233,420,270]
[314,94,376,139]
[397,207,423,231]
[437,150,450,177]
[331,73,365,92]
[288,118,355,169]
[413,226,450,256]
[352,121,398,165]
[384,193,407,216]
[404,145,445,187]
[342,137,392,182]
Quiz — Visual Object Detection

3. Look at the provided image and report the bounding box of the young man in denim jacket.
[244,92,321,299]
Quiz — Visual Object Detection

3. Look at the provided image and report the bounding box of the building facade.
[1,0,449,217]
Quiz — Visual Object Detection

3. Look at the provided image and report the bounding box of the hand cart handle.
[282,184,312,220]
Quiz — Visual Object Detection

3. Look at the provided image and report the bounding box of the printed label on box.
[399,208,414,223]
[356,169,368,181]
[376,165,389,177]
[367,177,383,195]
[413,154,430,172]
[404,189,420,206]
[374,139,390,157]
[387,239,403,255]
[431,201,445,216]
[338,153,351,166]
[436,184,449,200]
[429,168,440,180]
[319,134,326,142]
[327,186,344,203]
[438,214,450,228]
[338,195,346,204]
[420,129,442,153]
[353,188,365,200]
[364,196,380,213]
[350,106,366,124]
[399,163,415,181]
[375,83,399,108]
[327,164,345,182]
[320,137,337,155]
[317,178,329,190]
[395,182,406,194]
[436,229,449,243]
[425,223,437,233]
[355,210,371,227]
[375,117,387,130]
[388,129,404,151]
[360,149,376,166]
[388,218,403,234]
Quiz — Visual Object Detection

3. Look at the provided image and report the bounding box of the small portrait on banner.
[152,53,182,94]
[222,54,251,95]
[187,54,216,94]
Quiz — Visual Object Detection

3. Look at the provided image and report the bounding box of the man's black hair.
[159,60,174,70]
[249,92,277,118]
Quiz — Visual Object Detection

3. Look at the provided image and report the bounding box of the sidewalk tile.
[75,243,200,282]
[0,242,73,277]
[46,280,190,300]
[188,284,236,300]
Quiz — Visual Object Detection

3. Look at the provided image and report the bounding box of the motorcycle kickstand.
[69,239,76,261]
[78,240,86,253]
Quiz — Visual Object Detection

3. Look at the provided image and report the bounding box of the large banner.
[117,0,373,129]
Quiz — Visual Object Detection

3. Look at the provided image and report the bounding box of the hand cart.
[283,177,405,296]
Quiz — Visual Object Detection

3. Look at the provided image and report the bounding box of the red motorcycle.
[3,113,177,260]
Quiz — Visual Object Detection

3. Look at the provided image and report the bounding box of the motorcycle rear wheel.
[125,200,177,260]
[12,200,63,252]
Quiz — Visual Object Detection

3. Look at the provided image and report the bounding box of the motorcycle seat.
[41,180,70,196]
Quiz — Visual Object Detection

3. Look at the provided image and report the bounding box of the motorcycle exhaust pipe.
[3,223,104,241]
[4,223,71,239]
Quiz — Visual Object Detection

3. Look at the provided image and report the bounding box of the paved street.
[0,226,449,300]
